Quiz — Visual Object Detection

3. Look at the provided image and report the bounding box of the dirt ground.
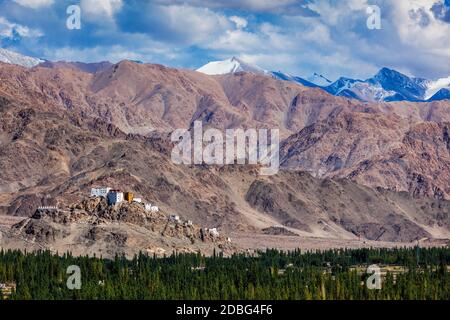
[1,214,448,257]
[0,215,25,227]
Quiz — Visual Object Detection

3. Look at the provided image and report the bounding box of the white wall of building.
[91,187,111,198]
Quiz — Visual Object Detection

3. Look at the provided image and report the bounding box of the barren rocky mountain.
[38,61,113,74]
[0,198,232,258]
[280,111,450,199]
[0,60,449,254]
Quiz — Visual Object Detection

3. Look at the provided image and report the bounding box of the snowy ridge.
[196,57,269,76]
[0,48,43,68]
[197,57,450,102]
[1,49,447,102]
[197,57,320,88]
[326,68,450,102]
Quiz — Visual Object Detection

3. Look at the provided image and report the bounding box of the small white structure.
[133,198,142,203]
[37,206,58,211]
[91,187,111,198]
[209,228,219,237]
[107,190,124,205]
[186,220,193,226]
[169,215,180,223]
[145,204,159,213]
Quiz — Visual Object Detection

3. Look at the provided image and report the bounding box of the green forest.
[0,247,448,300]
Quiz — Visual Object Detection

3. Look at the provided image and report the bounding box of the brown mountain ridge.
[0,60,449,254]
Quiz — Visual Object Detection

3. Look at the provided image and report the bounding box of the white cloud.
[13,0,54,9]
[158,4,232,45]
[41,33,184,64]
[393,0,450,47]
[4,0,450,80]
[154,0,313,15]
[229,16,248,29]
[0,17,43,38]
[43,45,142,63]
[224,0,298,12]
[80,0,123,19]
[207,29,263,53]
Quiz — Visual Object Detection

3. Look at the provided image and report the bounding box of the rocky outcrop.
[7,198,233,257]
[281,112,450,200]
[245,172,450,242]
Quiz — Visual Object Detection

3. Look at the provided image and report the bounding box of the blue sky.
[0,0,450,80]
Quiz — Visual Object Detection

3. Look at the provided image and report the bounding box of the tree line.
[0,247,448,300]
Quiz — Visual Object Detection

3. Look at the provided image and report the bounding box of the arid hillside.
[0,60,449,254]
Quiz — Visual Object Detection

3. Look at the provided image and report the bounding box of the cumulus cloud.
[154,0,319,16]
[229,16,248,29]
[0,17,43,38]
[117,2,232,46]
[13,0,54,9]
[409,8,432,27]
[430,0,450,23]
[1,0,450,80]
[80,0,123,19]
[43,45,155,63]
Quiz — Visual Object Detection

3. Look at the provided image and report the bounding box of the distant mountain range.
[197,57,450,102]
[0,48,112,73]
[1,48,449,102]
[0,51,449,252]
[325,68,450,102]
[197,57,330,88]
[38,60,113,74]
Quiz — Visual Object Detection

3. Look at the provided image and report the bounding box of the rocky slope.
[2,197,232,258]
[280,111,450,199]
[0,61,448,200]
[0,60,449,253]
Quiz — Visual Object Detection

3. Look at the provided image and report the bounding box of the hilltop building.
[90,188,154,210]
[145,204,159,212]
[107,190,124,205]
[37,206,58,211]
[91,187,111,198]
[124,192,134,203]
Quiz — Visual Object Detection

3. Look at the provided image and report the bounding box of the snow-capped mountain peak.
[198,58,449,102]
[0,48,43,68]
[196,57,268,75]
[197,57,327,88]
[325,67,450,102]
[425,76,450,100]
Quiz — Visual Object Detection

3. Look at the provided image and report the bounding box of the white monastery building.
[107,190,124,205]
[91,187,111,198]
